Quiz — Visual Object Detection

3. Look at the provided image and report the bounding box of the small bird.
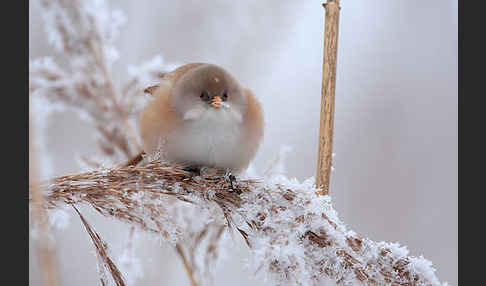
[138,63,264,174]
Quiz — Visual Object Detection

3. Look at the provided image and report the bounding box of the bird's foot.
[223,170,241,194]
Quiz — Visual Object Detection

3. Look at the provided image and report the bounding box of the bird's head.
[172,64,247,121]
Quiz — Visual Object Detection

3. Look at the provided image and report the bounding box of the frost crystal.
[42,161,448,286]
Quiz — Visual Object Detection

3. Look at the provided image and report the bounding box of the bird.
[138,63,264,174]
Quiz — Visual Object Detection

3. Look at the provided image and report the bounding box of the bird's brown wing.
[140,63,207,157]
[241,88,264,167]
[139,81,180,158]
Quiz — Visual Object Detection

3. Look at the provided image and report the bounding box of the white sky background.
[29,0,457,285]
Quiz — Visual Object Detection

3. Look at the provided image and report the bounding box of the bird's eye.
[200,91,210,101]
[222,92,228,101]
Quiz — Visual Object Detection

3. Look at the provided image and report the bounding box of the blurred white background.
[29,0,457,285]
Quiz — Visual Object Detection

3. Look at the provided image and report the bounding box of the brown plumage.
[139,63,264,173]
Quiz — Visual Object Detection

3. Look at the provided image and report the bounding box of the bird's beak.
[210,96,223,108]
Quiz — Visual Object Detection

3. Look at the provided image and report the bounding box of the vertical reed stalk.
[316,0,341,195]
[30,96,60,286]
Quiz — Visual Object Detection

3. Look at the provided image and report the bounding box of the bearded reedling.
[138,63,264,175]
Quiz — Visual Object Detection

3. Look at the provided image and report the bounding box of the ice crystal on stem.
[31,0,139,164]
[38,161,447,286]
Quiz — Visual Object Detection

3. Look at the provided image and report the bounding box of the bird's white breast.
[165,107,247,170]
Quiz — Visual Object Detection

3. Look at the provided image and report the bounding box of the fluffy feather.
[139,63,263,173]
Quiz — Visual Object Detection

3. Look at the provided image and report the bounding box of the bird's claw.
[224,170,241,194]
